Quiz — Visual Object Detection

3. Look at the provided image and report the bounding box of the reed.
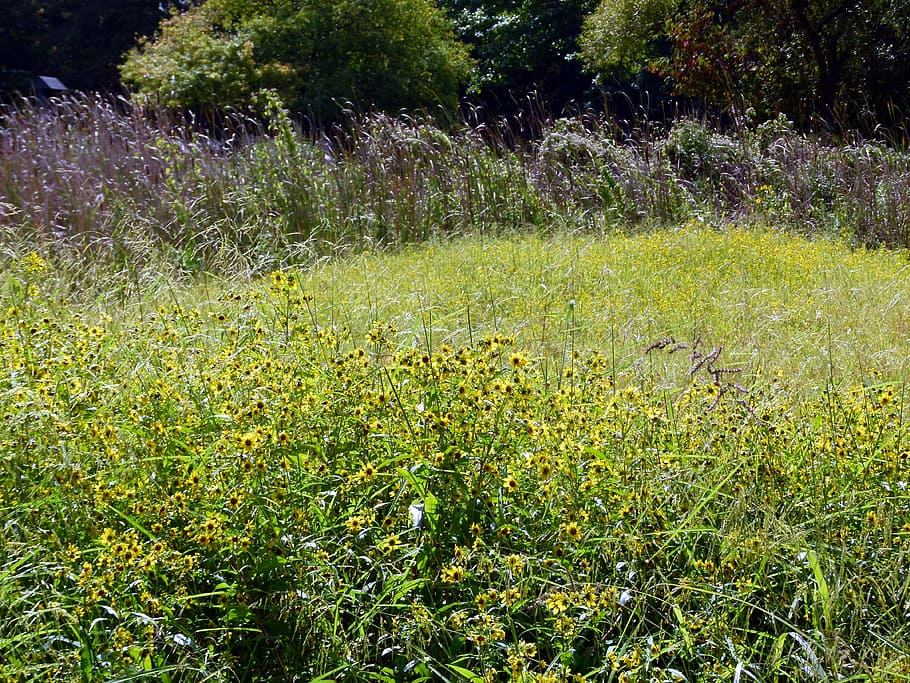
[1,95,909,285]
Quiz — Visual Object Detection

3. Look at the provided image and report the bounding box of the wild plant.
[4,97,910,291]
[2,244,910,680]
[646,334,752,414]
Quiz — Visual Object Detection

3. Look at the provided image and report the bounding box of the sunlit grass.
[292,222,910,391]
[2,223,909,682]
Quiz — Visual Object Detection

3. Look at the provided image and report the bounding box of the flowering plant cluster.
[1,255,908,681]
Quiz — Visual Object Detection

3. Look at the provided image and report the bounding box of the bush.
[663,118,745,180]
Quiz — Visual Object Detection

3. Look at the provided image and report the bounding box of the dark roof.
[35,76,68,91]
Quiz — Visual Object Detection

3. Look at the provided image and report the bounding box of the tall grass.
[1,238,909,681]
[283,227,910,391]
[3,97,910,682]
[2,95,909,285]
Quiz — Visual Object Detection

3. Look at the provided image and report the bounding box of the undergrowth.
[1,96,909,285]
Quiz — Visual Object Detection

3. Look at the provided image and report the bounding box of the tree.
[580,0,910,125]
[578,0,676,80]
[437,0,599,110]
[119,0,473,118]
[741,0,910,121]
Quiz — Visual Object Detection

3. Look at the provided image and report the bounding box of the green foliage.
[120,0,473,117]
[5,97,910,289]
[6,95,910,680]
[736,0,910,122]
[2,228,910,680]
[579,0,677,80]
[580,0,910,125]
[438,0,598,104]
[661,117,749,197]
[120,5,263,109]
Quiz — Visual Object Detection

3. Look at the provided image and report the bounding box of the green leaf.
[443,664,486,683]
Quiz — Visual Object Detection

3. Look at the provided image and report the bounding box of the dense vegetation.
[119,0,473,118]
[435,0,599,109]
[3,0,909,124]
[2,99,910,680]
[581,0,910,125]
[2,2,909,680]
[2,96,909,286]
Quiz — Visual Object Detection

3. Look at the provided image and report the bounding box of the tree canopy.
[580,0,910,125]
[119,0,474,118]
[437,0,599,110]
[3,0,909,127]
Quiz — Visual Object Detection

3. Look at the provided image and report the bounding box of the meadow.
[1,98,910,681]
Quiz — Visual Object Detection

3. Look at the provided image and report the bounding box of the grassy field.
[2,99,910,681]
[2,221,909,682]
[290,225,910,388]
